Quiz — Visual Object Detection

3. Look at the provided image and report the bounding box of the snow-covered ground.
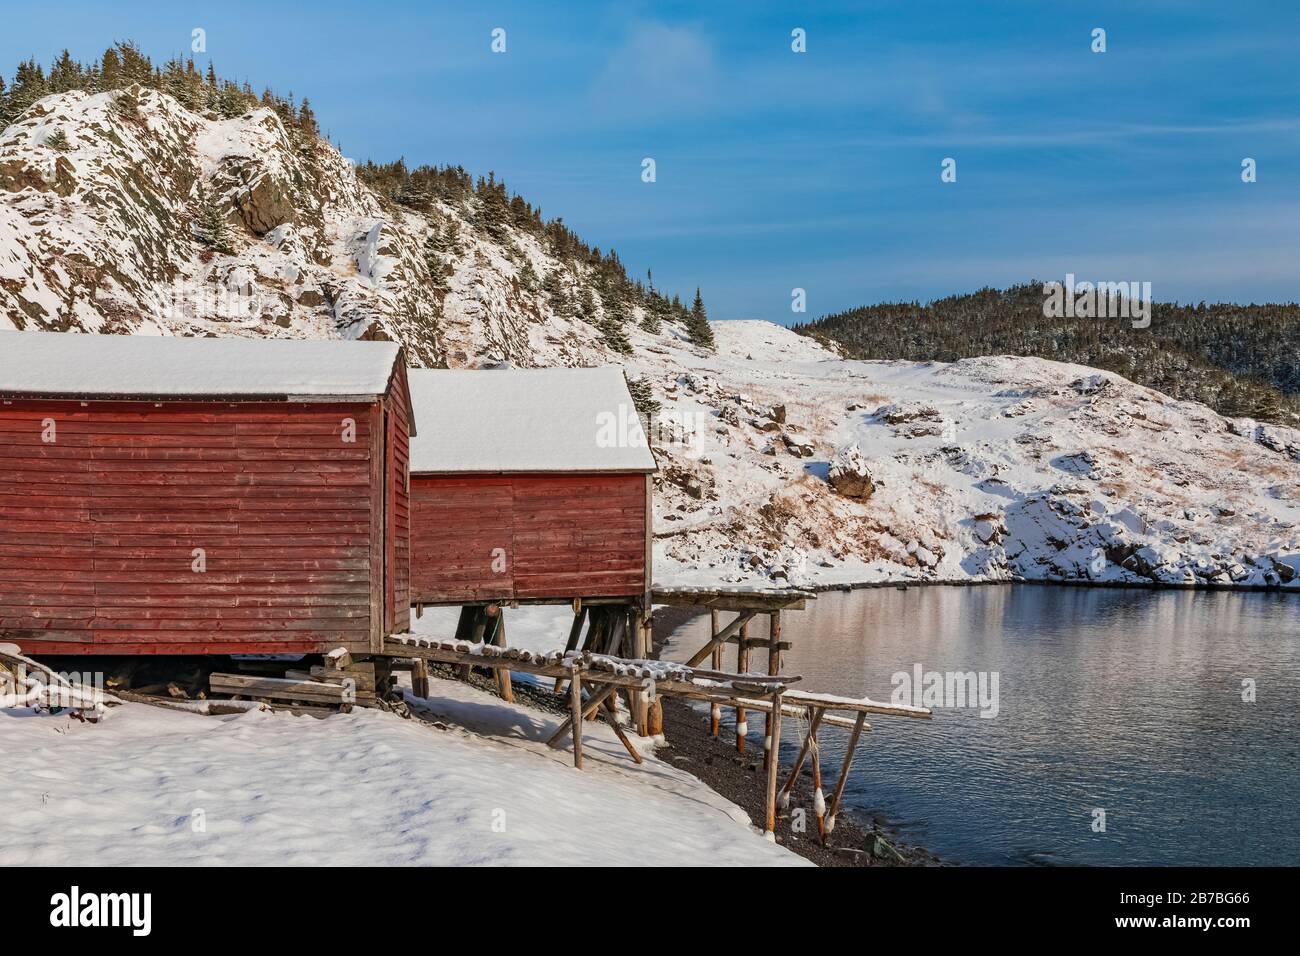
[0,666,800,866]
[635,320,1300,591]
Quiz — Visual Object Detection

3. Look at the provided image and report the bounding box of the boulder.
[827,443,875,499]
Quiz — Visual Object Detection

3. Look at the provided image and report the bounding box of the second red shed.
[406,368,656,608]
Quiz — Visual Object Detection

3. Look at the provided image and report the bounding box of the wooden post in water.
[764,610,782,771]
[823,712,867,840]
[709,609,722,737]
[809,706,826,842]
[735,617,750,753]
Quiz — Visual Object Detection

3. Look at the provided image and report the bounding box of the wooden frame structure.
[388,632,798,836]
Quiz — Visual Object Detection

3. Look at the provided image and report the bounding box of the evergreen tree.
[423,231,449,291]
[6,60,48,121]
[48,50,81,93]
[625,376,661,418]
[195,183,233,254]
[98,47,122,90]
[597,294,633,355]
[113,85,141,121]
[45,128,70,151]
[685,287,715,349]
[518,259,539,293]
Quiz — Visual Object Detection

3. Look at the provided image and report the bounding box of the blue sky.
[4,1,1299,320]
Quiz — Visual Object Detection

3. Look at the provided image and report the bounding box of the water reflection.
[661,586,1300,866]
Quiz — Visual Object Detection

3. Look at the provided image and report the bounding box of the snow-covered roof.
[0,332,404,400]
[408,368,657,474]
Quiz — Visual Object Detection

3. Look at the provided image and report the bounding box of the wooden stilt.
[777,706,825,808]
[454,606,477,680]
[602,697,643,764]
[823,712,867,838]
[648,695,663,738]
[763,689,783,838]
[411,658,429,698]
[736,617,750,754]
[764,611,781,771]
[568,666,584,770]
[632,607,651,736]
[809,706,826,843]
[709,609,722,738]
[546,684,618,748]
[554,605,589,695]
[489,605,513,703]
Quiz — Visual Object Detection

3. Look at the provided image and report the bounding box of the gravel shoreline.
[651,605,944,867]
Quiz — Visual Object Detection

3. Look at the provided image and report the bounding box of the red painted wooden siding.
[410,473,646,604]
[385,365,411,634]
[0,399,383,656]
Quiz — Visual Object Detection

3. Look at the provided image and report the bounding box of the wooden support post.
[568,666,584,770]
[546,684,618,748]
[735,617,750,754]
[683,610,755,668]
[454,606,476,680]
[488,605,514,704]
[823,712,867,838]
[415,603,424,619]
[633,607,650,737]
[709,609,721,738]
[648,694,663,739]
[777,706,825,809]
[411,658,429,699]
[764,610,781,771]
[809,706,826,843]
[554,605,588,695]
[763,689,783,839]
[602,697,643,764]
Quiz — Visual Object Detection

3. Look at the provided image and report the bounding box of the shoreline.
[801,576,1297,595]
[650,604,944,867]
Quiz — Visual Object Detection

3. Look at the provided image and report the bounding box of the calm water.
[661,586,1300,866]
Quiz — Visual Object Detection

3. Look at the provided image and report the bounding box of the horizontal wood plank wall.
[410,476,514,604]
[0,399,378,655]
[409,473,646,604]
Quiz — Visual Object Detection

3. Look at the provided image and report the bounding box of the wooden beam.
[546,684,618,748]
[683,610,756,668]
[651,587,811,612]
[602,697,642,764]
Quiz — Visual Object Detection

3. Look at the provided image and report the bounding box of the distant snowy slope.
[634,321,1300,590]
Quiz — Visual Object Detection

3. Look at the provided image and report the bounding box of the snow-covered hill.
[0,87,665,367]
[3,88,1297,591]
[637,321,1300,591]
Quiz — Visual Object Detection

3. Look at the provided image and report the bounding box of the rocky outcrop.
[827,443,875,499]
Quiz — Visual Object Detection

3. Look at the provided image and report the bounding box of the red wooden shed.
[0,332,414,657]
[406,368,656,608]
